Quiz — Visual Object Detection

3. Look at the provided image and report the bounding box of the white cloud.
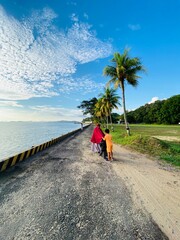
[0,105,84,121]
[148,97,159,104]
[70,13,79,22]
[57,76,104,94]
[0,6,112,101]
[0,106,84,121]
[0,100,23,107]
[30,105,83,117]
[128,24,141,31]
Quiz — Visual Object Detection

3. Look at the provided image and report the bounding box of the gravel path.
[0,126,168,240]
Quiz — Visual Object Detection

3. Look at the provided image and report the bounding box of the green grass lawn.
[104,124,180,167]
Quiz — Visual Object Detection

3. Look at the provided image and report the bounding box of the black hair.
[105,128,109,133]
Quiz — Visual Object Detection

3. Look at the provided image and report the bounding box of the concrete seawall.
[0,124,90,172]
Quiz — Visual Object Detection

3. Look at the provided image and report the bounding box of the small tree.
[98,87,120,128]
[77,97,98,121]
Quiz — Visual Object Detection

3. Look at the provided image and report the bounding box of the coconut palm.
[99,87,120,128]
[94,97,107,124]
[103,49,145,135]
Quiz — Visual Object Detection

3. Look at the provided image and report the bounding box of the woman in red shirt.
[90,123,104,153]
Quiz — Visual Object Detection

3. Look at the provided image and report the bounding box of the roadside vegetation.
[109,124,180,167]
[121,94,180,125]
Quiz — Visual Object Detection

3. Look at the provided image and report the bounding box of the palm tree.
[99,87,120,128]
[94,98,107,124]
[103,49,145,135]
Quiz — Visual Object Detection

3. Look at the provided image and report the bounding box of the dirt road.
[112,144,180,240]
[0,125,179,239]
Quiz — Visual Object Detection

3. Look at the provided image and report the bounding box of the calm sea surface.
[0,121,82,162]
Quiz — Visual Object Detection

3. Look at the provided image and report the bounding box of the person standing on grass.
[103,128,113,161]
[90,123,104,153]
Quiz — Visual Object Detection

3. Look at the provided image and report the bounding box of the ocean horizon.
[0,121,83,162]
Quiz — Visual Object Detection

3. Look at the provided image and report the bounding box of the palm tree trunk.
[120,81,130,136]
[110,112,113,126]
[108,108,112,125]
[106,115,109,128]
[109,110,114,132]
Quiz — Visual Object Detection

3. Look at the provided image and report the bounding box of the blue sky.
[0,0,180,121]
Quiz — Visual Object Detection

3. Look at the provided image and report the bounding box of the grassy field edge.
[103,124,180,167]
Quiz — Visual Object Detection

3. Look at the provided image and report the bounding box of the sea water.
[0,121,82,162]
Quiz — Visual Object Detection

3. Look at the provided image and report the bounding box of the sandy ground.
[0,125,179,239]
[152,136,180,142]
[112,144,180,240]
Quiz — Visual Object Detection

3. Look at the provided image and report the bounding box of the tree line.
[121,94,180,124]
